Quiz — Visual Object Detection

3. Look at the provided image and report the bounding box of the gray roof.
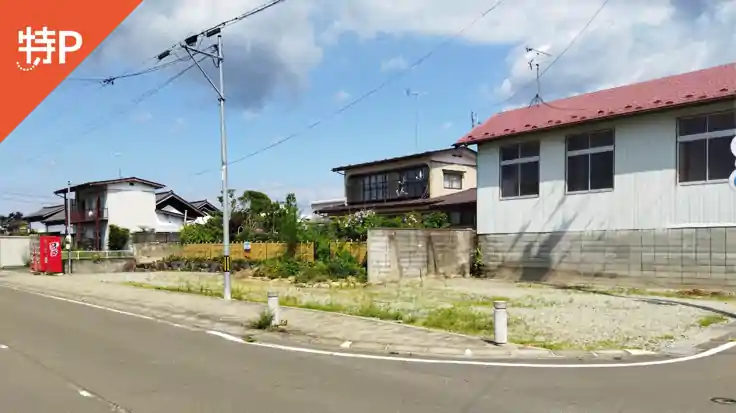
[26,204,64,221]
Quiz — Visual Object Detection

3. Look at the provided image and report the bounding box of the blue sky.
[1,29,509,213]
[1,0,733,214]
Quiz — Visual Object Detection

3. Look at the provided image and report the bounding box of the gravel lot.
[103,272,735,351]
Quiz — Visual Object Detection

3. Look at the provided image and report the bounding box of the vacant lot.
[115,272,735,351]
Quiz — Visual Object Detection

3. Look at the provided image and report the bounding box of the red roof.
[456,63,736,145]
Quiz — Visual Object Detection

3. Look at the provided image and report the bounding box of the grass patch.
[249,310,275,330]
[454,295,511,307]
[697,314,729,328]
[420,306,494,336]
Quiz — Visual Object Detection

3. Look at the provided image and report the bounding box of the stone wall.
[478,227,736,287]
[65,258,137,274]
[367,228,475,283]
[132,242,182,263]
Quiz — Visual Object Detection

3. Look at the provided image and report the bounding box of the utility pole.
[65,180,72,274]
[160,29,232,300]
[149,0,287,300]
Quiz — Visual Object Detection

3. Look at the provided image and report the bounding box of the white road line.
[205,331,736,369]
[5,285,735,369]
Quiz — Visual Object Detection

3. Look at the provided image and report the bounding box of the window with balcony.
[677,110,736,184]
[566,129,615,193]
[500,141,540,198]
[347,165,429,203]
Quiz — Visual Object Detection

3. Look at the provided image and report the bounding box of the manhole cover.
[711,397,736,405]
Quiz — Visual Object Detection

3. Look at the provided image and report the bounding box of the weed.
[420,306,494,336]
[454,295,511,308]
[697,314,729,328]
[249,310,275,330]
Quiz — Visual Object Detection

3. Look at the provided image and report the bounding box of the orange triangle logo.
[0,0,143,142]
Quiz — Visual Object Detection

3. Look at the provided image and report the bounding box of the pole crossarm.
[182,45,224,101]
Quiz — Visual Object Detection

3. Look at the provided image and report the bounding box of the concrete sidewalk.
[0,272,646,359]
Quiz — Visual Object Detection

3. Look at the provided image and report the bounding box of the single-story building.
[455,62,736,284]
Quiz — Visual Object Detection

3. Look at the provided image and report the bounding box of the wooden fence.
[178,241,368,263]
[182,242,315,261]
[329,242,367,263]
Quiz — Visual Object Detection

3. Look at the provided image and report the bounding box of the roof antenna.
[470,111,480,128]
[525,46,552,107]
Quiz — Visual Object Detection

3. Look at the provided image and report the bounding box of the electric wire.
[191,0,511,176]
[66,54,191,85]
[21,53,209,166]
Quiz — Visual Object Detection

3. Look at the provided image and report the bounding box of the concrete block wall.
[367,228,475,283]
[0,236,32,268]
[478,227,736,287]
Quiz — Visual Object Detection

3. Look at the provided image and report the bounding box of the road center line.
[5,284,735,369]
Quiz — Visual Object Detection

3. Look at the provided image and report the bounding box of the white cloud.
[131,111,153,123]
[96,0,322,110]
[322,0,736,104]
[334,89,351,101]
[94,0,736,113]
[243,109,260,121]
[380,56,408,72]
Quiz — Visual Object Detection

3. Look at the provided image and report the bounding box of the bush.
[108,225,131,250]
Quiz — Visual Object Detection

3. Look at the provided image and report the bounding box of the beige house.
[315,148,477,226]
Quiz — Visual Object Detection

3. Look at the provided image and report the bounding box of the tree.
[108,225,131,250]
[277,193,299,257]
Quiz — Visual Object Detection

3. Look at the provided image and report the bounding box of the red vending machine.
[39,235,63,274]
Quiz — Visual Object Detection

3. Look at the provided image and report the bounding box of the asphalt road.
[0,287,734,413]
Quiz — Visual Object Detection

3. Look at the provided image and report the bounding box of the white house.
[52,177,207,250]
[455,63,736,283]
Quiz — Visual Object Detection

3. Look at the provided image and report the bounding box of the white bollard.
[493,301,508,345]
[267,292,280,327]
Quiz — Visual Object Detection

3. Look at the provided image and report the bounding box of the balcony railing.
[68,208,108,223]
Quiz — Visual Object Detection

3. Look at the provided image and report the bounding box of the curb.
[0,280,665,361]
[276,334,654,360]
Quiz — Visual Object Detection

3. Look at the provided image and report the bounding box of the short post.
[493,300,508,345]
[267,291,280,327]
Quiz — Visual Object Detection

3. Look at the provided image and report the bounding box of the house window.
[361,173,388,202]
[443,171,463,189]
[565,129,615,192]
[499,141,540,198]
[677,110,736,183]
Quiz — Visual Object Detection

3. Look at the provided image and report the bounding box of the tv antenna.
[470,111,480,128]
[525,46,552,107]
[405,88,426,151]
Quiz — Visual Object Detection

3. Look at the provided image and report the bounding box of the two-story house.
[455,62,735,282]
[52,177,207,250]
[314,147,478,226]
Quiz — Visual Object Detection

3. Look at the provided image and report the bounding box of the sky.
[1,0,735,215]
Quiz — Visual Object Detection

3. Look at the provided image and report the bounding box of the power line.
[192,0,510,176]
[19,54,208,168]
[490,0,612,109]
[66,55,191,85]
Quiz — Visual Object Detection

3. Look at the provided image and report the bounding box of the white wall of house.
[155,211,186,232]
[102,181,159,248]
[30,222,47,233]
[193,215,212,225]
[476,100,736,235]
